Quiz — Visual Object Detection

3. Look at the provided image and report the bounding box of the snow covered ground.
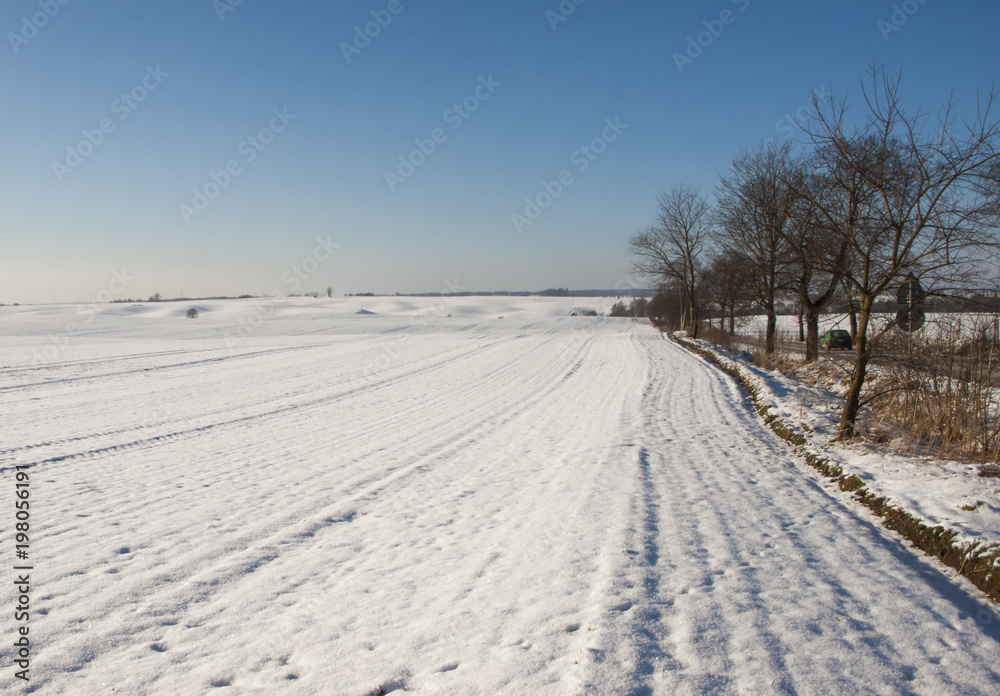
[3,297,1000,695]
[688,336,1000,549]
[720,313,1000,549]
[738,311,999,342]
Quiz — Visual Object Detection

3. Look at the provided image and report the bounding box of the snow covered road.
[2,298,1000,695]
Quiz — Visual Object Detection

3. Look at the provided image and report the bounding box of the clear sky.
[2,0,999,303]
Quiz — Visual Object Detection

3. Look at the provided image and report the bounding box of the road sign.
[896,306,925,332]
[896,274,926,305]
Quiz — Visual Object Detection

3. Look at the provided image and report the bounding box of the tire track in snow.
[33,325,646,694]
[9,319,999,694]
[0,344,318,392]
[12,331,614,693]
[281,328,648,693]
[0,336,519,465]
[2,345,221,372]
[5,320,614,463]
[1,329,503,457]
[34,331,582,566]
[578,336,1000,695]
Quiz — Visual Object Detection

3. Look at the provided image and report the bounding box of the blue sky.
[2,0,999,303]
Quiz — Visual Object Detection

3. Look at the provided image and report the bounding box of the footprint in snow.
[436,662,459,673]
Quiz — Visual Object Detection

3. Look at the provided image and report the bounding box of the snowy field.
[737,312,1000,342]
[3,297,1000,695]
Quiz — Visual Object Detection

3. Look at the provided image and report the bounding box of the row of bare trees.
[629,66,1000,440]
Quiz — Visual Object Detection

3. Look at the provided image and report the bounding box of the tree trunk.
[797,307,805,342]
[762,278,778,354]
[765,312,777,354]
[765,297,777,354]
[837,296,872,440]
[805,310,820,362]
[688,300,699,339]
[846,290,858,344]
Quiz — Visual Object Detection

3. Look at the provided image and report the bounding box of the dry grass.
[863,316,1000,463]
[750,345,801,375]
[698,324,803,374]
[702,315,1000,464]
[697,324,739,351]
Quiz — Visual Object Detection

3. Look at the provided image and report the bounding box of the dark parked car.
[820,329,853,351]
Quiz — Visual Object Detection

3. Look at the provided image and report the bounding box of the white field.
[2,296,1000,695]
[738,311,1000,342]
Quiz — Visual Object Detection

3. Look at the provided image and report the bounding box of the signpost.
[896,273,926,333]
[896,306,926,332]
[896,273,926,306]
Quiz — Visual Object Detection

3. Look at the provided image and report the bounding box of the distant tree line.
[109,294,256,303]
[629,65,1000,439]
[609,297,648,318]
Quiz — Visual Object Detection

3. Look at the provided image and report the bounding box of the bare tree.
[715,143,797,354]
[784,155,853,361]
[645,292,675,329]
[703,248,755,335]
[627,186,712,338]
[628,296,648,318]
[802,65,1000,439]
